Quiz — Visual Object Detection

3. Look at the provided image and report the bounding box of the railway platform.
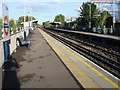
[2,28,80,89]
[57,28,120,40]
[2,28,120,89]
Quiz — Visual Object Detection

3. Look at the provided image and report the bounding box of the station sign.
[2,1,10,41]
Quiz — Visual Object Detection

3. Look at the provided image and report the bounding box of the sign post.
[2,0,10,61]
[2,0,14,71]
[2,0,10,41]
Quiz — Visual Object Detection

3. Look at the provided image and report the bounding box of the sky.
[0,0,119,24]
[0,0,86,24]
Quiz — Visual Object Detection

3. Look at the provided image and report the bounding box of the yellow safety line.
[58,40,120,89]
[39,29,120,89]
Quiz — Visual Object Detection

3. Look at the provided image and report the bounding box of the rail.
[43,28,120,79]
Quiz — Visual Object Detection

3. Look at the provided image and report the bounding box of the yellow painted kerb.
[58,35,120,89]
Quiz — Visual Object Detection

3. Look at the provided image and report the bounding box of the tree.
[0,18,2,37]
[9,19,17,33]
[80,2,111,28]
[54,14,65,26]
[101,10,111,27]
[80,2,100,28]
[17,16,36,27]
[9,19,16,27]
[17,16,24,27]
[0,18,2,28]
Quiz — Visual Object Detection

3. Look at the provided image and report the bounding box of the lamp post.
[113,0,115,32]
[24,1,26,30]
[28,0,31,31]
[88,4,91,29]
[30,0,32,21]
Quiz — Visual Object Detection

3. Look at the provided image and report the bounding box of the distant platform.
[55,28,120,40]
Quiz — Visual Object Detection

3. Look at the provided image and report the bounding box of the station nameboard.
[2,1,10,41]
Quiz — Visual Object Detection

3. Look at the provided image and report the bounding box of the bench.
[29,29,34,34]
[16,36,31,49]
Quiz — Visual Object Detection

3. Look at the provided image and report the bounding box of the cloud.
[16,2,60,13]
[101,8,110,11]
[6,0,84,2]
[5,0,61,2]
[97,3,113,8]
[97,3,115,12]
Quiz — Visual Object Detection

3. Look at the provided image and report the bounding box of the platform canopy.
[31,20,38,23]
[49,22,61,25]
[21,20,38,25]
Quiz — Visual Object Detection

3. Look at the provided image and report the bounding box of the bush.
[0,29,2,37]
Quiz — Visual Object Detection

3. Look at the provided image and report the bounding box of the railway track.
[59,33,120,62]
[46,29,120,63]
[43,28,120,79]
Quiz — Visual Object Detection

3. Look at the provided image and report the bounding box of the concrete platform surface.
[2,29,81,89]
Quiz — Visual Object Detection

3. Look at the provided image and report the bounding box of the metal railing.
[0,27,25,40]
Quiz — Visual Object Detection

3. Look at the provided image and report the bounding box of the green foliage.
[54,14,65,26]
[115,20,120,23]
[101,11,111,27]
[17,16,36,27]
[10,28,17,34]
[0,18,2,37]
[43,22,52,28]
[17,16,24,27]
[0,28,2,37]
[0,18,2,28]
[9,19,16,27]
[9,19,18,34]
[79,2,111,28]
[80,2,100,27]
[13,28,17,33]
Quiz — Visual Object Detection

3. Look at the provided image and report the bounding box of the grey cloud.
[16,3,59,13]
